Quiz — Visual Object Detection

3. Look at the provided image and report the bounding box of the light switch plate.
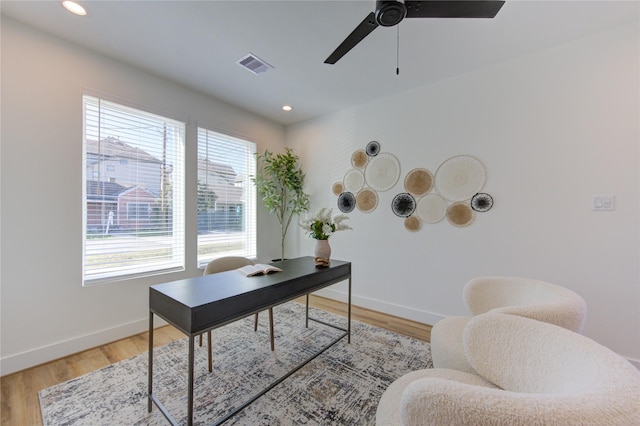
[592,195,615,211]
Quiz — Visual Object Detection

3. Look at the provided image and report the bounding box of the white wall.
[0,17,286,375]
[2,16,638,376]
[287,22,640,364]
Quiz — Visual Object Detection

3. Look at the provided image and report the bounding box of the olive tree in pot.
[252,148,310,261]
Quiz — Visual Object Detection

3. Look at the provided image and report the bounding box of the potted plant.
[252,147,310,260]
[299,207,351,265]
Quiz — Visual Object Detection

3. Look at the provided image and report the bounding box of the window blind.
[83,95,185,283]
[197,127,257,266]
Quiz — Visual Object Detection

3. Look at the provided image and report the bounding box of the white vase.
[314,239,331,263]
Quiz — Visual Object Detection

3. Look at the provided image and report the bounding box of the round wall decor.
[366,141,381,157]
[351,149,368,169]
[356,188,378,213]
[471,192,494,212]
[365,152,400,192]
[332,182,344,196]
[343,169,365,193]
[404,215,421,232]
[434,155,486,202]
[446,202,475,227]
[337,192,356,213]
[391,193,416,217]
[416,193,447,224]
[404,168,433,196]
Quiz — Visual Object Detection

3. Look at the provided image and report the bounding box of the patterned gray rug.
[39,302,431,425]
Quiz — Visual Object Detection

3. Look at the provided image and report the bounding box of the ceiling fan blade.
[324,12,379,64]
[405,1,505,19]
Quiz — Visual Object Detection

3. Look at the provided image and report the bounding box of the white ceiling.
[2,0,638,126]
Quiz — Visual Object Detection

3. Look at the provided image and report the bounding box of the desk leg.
[348,276,352,344]
[305,293,310,328]
[188,335,195,426]
[268,308,275,351]
[148,312,154,412]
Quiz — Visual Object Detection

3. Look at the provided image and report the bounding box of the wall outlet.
[592,195,615,211]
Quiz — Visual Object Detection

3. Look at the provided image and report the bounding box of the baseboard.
[313,288,443,326]
[1,317,168,376]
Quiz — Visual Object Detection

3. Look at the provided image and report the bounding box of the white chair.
[430,276,587,373]
[376,312,640,425]
[201,256,275,372]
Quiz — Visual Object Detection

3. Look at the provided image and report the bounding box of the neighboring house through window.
[83,94,185,284]
[197,127,256,267]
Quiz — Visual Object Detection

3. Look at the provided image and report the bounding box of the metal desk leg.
[348,276,352,344]
[148,312,154,412]
[188,335,195,426]
[207,331,213,373]
[305,293,310,328]
[268,308,275,351]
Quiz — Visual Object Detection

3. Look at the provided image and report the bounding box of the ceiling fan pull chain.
[396,25,400,75]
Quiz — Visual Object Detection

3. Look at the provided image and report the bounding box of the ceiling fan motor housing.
[376,0,407,26]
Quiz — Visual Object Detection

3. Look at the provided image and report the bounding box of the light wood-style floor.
[1,295,431,426]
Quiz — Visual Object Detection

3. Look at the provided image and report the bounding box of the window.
[83,95,185,284]
[127,202,151,220]
[197,127,256,266]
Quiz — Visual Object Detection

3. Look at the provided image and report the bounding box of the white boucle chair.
[376,312,640,426]
[430,276,587,373]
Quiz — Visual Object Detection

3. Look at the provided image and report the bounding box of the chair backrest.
[463,276,587,333]
[464,312,640,396]
[203,256,253,276]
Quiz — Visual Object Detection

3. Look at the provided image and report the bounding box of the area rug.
[39,302,432,425]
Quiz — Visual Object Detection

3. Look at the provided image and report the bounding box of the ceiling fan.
[324,0,506,65]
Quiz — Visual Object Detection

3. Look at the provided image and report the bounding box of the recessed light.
[282,105,293,112]
[62,1,87,16]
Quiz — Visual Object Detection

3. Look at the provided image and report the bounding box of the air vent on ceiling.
[236,53,274,75]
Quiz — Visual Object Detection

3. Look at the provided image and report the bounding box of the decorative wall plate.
[434,155,486,202]
[446,202,475,227]
[365,152,400,192]
[343,169,365,193]
[332,182,344,196]
[471,192,493,212]
[337,192,356,213]
[404,168,433,196]
[356,188,378,213]
[366,141,381,157]
[391,193,416,218]
[404,215,421,232]
[351,149,368,169]
[416,193,447,224]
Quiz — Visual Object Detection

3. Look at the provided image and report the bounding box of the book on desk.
[236,264,283,277]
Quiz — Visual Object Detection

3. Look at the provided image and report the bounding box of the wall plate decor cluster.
[332,143,493,232]
[334,141,400,214]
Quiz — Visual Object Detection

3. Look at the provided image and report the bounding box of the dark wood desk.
[148,256,352,425]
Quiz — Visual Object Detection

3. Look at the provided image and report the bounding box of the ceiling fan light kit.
[325,0,506,65]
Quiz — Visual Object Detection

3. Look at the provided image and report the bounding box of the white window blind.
[83,95,185,283]
[197,127,256,266]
